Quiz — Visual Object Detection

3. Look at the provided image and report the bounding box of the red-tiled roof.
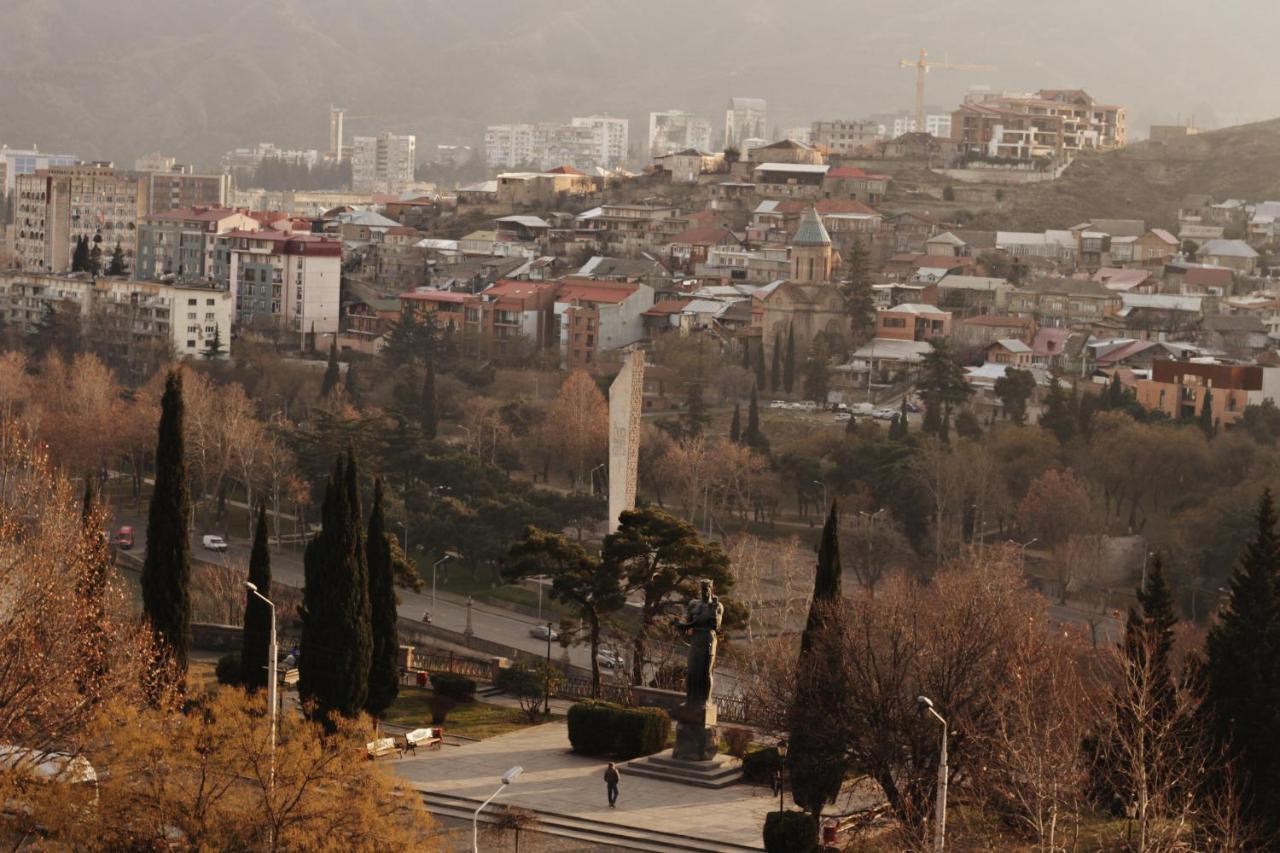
[555,278,640,305]
[668,225,735,246]
[483,279,556,300]
[399,290,469,304]
[546,165,586,176]
[961,314,1035,328]
[1185,266,1234,287]
[642,299,692,317]
[826,166,891,181]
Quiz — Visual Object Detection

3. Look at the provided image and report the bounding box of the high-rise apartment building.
[213,229,341,337]
[329,106,346,161]
[13,164,145,273]
[648,111,713,156]
[136,207,259,280]
[1,146,79,195]
[570,116,629,166]
[810,119,883,155]
[724,98,767,149]
[351,132,416,192]
[142,170,232,215]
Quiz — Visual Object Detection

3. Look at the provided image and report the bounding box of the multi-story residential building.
[0,146,79,194]
[1006,276,1122,327]
[0,270,232,360]
[1135,360,1280,427]
[953,89,1126,160]
[13,164,146,273]
[724,98,767,149]
[485,124,537,170]
[571,116,629,167]
[142,168,232,215]
[136,207,260,280]
[351,132,416,192]
[134,153,177,173]
[867,111,952,139]
[752,163,829,199]
[213,230,341,337]
[555,278,654,369]
[220,144,320,181]
[822,166,891,203]
[810,119,882,155]
[648,111,713,156]
[496,169,596,207]
[875,303,952,341]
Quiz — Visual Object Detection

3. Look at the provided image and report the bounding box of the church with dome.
[760,206,847,368]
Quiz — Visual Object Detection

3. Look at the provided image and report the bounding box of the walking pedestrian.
[771,768,782,797]
[603,762,620,808]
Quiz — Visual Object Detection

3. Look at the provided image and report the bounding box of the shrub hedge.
[763,810,818,853]
[215,652,242,686]
[566,701,669,760]
[429,671,476,702]
[742,745,782,784]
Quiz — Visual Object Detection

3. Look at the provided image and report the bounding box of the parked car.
[851,402,876,415]
[596,649,624,670]
[872,408,897,420]
[833,412,852,422]
[201,534,229,553]
[112,526,134,550]
[904,401,921,413]
[529,624,559,642]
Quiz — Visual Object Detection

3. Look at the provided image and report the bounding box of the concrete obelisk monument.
[607,348,645,533]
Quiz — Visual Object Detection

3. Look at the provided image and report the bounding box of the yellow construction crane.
[898,49,995,134]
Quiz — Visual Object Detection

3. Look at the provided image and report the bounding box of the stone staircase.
[419,790,762,852]
[621,749,744,789]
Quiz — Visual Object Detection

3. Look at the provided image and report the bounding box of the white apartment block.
[213,230,341,336]
[0,270,233,359]
[486,124,536,170]
[351,132,416,192]
[648,110,714,156]
[1,146,79,194]
[571,116,629,166]
[724,98,767,148]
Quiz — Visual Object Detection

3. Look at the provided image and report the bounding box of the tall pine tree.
[141,371,192,700]
[770,332,782,392]
[320,337,340,397]
[299,452,372,726]
[788,501,848,820]
[729,403,741,443]
[365,479,400,717]
[745,384,767,451]
[107,241,126,276]
[422,357,439,440]
[76,480,109,699]
[783,325,796,394]
[754,344,767,391]
[242,503,273,693]
[1199,490,1280,834]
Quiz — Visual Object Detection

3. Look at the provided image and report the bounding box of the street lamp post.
[543,621,553,717]
[1018,537,1039,570]
[590,463,606,496]
[244,583,278,797]
[431,552,455,614]
[474,767,523,853]
[464,595,474,643]
[918,696,948,853]
[394,520,408,554]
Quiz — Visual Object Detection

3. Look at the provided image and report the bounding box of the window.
[187,340,196,348]
[206,298,215,306]
[188,298,197,306]
[187,312,196,320]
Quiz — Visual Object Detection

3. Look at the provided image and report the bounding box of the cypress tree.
[770,332,782,392]
[1199,387,1215,438]
[1199,490,1280,833]
[76,480,109,698]
[107,241,126,276]
[754,344,767,390]
[422,357,439,440]
[344,361,361,407]
[729,403,741,443]
[88,241,103,276]
[299,452,372,726]
[141,371,191,699]
[242,503,273,693]
[888,413,905,440]
[681,381,710,438]
[783,325,796,394]
[788,501,848,819]
[365,479,400,717]
[741,340,751,371]
[320,337,340,397]
[745,384,766,451]
[1040,380,1077,445]
[71,236,88,273]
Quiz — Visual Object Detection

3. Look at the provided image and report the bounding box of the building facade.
[0,147,79,194]
[648,111,713,156]
[724,98,767,149]
[810,119,882,155]
[143,170,231,214]
[13,164,146,273]
[953,89,1126,160]
[351,132,416,193]
[571,116,629,167]
[214,230,341,336]
[136,207,260,281]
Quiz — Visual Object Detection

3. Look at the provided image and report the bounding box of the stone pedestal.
[671,702,718,762]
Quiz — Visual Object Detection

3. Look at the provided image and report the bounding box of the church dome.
[791,206,831,247]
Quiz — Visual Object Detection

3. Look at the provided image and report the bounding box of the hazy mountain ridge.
[2,0,1278,166]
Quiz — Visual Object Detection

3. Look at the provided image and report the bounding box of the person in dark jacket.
[603,762,620,807]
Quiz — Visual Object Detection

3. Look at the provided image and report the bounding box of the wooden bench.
[403,728,443,754]
[366,737,402,761]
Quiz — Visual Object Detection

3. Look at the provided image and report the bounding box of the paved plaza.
[395,722,781,850]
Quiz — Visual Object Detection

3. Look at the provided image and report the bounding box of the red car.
[112,526,134,550]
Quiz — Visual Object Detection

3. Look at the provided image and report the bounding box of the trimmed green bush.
[566,701,669,760]
[215,652,242,686]
[742,745,782,784]
[429,671,476,702]
[763,810,818,853]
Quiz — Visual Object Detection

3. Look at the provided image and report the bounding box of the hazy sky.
[2,0,1278,164]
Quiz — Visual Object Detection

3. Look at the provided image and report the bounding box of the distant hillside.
[972,119,1280,232]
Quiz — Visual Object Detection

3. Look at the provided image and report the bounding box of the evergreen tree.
[299,453,373,726]
[888,413,907,441]
[242,503,273,693]
[320,337,341,397]
[745,384,767,451]
[76,480,109,698]
[141,371,192,700]
[71,236,88,273]
[88,240,103,276]
[1199,490,1280,834]
[1104,373,1126,409]
[801,337,830,405]
[421,358,438,440]
[1040,380,1077,445]
[107,241,126,276]
[918,338,971,438]
[846,411,859,436]
[729,403,741,443]
[383,305,420,367]
[681,381,710,438]
[741,340,751,371]
[770,333,782,392]
[783,325,797,394]
[1199,387,1215,438]
[955,408,983,439]
[754,345,767,391]
[789,502,848,818]
[365,479,400,717]
[839,237,875,345]
[202,324,224,359]
[993,367,1036,424]
[344,362,362,407]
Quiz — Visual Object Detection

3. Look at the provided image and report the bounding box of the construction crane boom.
[898,48,995,135]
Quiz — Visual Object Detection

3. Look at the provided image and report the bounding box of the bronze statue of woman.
[672,579,724,710]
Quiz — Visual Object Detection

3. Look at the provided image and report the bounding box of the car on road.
[596,649,624,669]
[872,408,897,420]
[201,534,229,553]
[529,624,559,642]
[851,402,876,415]
[904,401,921,413]
[112,526,134,550]
[833,412,852,422]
